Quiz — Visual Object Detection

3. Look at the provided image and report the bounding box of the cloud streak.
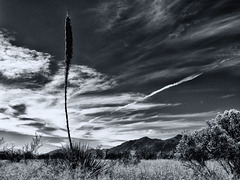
[116,73,202,111]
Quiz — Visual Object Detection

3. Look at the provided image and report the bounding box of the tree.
[176,109,240,176]
[64,11,73,150]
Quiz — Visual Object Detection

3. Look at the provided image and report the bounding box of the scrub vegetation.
[0,109,239,179]
[0,159,234,180]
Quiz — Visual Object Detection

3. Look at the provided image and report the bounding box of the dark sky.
[0,0,240,152]
[0,0,97,62]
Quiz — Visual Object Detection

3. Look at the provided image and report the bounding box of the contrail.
[115,73,203,111]
[94,59,227,119]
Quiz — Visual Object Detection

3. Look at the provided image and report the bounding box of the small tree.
[176,109,240,176]
[64,11,73,150]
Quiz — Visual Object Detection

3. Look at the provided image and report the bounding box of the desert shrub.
[2,145,24,162]
[139,147,157,160]
[176,109,240,177]
[1,133,42,162]
[57,142,108,178]
[175,129,211,165]
[121,150,141,166]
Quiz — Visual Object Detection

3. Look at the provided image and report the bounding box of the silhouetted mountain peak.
[106,134,182,159]
[140,136,150,140]
[39,134,182,160]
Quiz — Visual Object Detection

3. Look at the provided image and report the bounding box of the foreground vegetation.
[176,109,240,178]
[0,159,234,180]
[0,109,239,179]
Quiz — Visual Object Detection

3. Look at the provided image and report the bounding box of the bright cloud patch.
[0,31,51,79]
[45,64,116,95]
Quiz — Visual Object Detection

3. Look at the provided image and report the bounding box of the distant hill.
[38,134,182,160]
[106,134,182,159]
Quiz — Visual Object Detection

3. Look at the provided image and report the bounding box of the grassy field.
[0,159,234,180]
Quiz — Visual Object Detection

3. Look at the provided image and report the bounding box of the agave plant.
[62,12,108,177]
[64,11,73,150]
[59,142,108,177]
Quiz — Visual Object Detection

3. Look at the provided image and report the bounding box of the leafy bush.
[176,109,240,176]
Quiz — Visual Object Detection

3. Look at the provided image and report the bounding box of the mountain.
[38,134,182,160]
[106,134,182,159]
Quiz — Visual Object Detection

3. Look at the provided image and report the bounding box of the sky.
[0,0,240,153]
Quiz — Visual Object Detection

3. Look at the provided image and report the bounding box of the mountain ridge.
[106,134,182,159]
[38,134,182,159]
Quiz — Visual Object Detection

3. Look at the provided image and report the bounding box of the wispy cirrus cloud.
[116,73,202,111]
[0,30,119,149]
[0,31,51,80]
[221,94,235,99]
[0,62,118,133]
[0,31,218,148]
[185,14,240,41]
[44,64,116,95]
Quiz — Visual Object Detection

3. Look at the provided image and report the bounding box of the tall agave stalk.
[64,11,73,150]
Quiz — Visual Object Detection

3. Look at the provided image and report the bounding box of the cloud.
[185,14,240,40]
[10,104,26,116]
[0,57,118,141]
[0,31,51,80]
[0,29,117,143]
[118,103,181,111]
[143,74,202,99]
[94,0,128,32]
[104,111,217,128]
[95,0,175,33]
[116,73,202,111]
[71,93,144,107]
[22,122,60,135]
[68,107,218,148]
[87,110,217,146]
[221,94,235,99]
[156,111,218,119]
[0,108,7,113]
[44,64,116,95]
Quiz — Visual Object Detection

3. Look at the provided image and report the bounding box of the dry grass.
[0,159,234,180]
